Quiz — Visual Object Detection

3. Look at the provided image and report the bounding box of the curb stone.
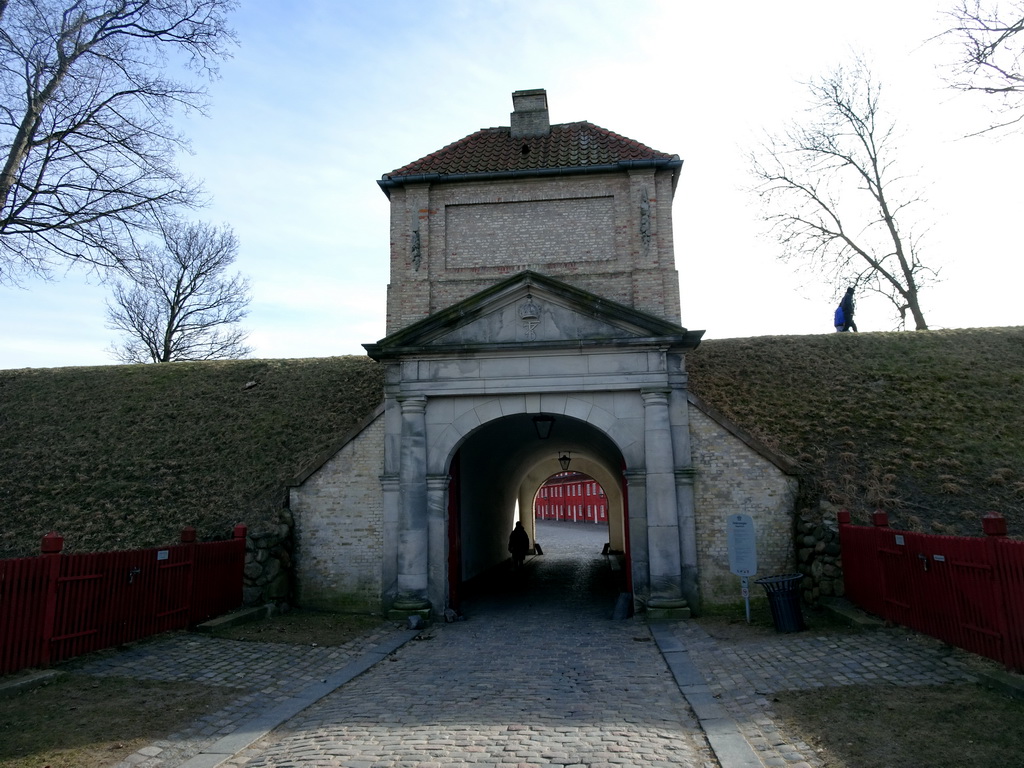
[175,629,419,768]
[649,622,765,768]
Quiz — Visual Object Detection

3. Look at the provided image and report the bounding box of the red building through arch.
[533,471,608,524]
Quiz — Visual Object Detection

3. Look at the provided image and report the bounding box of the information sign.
[727,514,757,623]
[727,514,757,576]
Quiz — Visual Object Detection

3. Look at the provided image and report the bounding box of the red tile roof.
[380,121,680,185]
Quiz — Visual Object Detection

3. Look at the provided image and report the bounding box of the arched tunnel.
[447,413,631,615]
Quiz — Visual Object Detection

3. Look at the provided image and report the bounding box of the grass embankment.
[688,328,1024,535]
[2,328,1022,558]
[0,357,383,558]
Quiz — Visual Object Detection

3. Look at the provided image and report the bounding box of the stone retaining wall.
[242,508,294,606]
[795,503,844,604]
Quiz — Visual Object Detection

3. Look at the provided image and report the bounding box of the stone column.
[641,388,688,618]
[380,474,400,600]
[623,469,649,601]
[426,474,450,615]
[395,395,430,612]
[675,468,699,612]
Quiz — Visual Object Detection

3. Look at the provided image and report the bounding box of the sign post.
[727,514,757,623]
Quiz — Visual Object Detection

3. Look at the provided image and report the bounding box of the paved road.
[224,520,718,767]
[82,519,990,768]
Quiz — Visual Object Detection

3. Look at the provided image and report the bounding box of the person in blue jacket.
[840,287,857,332]
[834,287,858,332]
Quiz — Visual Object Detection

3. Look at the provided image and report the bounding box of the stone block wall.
[688,404,799,603]
[242,513,293,606]
[284,393,805,614]
[289,414,386,613]
[795,503,844,604]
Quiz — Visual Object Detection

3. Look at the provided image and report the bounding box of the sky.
[2,0,1022,369]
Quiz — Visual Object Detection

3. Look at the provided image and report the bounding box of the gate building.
[289,90,800,618]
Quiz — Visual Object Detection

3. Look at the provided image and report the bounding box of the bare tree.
[106,220,252,362]
[0,0,238,284]
[750,60,936,331]
[942,1,1024,134]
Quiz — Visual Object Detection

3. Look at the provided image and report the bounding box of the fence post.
[180,527,198,627]
[39,532,64,667]
[233,524,248,574]
[982,512,1007,538]
[981,512,1020,669]
[233,524,249,608]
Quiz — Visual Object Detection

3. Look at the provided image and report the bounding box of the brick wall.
[385,169,681,333]
[290,415,386,613]
[445,196,617,267]
[688,405,799,603]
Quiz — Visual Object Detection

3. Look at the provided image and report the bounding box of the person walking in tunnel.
[508,520,530,568]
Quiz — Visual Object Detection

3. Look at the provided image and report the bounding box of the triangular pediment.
[364,271,703,359]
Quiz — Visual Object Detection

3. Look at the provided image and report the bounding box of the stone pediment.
[364,271,703,359]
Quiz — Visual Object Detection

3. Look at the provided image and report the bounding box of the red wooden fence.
[839,510,1024,672]
[0,525,247,676]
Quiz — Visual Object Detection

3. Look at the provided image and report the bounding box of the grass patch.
[0,675,238,768]
[205,609,387,646]
[771,682,1024,768]
[696,598,857,640]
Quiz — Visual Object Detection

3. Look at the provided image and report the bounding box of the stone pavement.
[650,617,981,768]
[57,520,985,768]
[71,621,418,768]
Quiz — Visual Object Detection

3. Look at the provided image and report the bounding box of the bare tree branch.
[750,58,937,330]
[106,219,252,362]
[942,0,1024,134]
[0,0,238,284]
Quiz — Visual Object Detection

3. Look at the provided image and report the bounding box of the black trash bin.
[754,573,805,633]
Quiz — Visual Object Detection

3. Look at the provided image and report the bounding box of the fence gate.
[0,527,246,675]
[839,511,1024,672]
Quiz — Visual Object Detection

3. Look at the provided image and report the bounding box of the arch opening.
[446,413,629,613]
[533,471,609,527]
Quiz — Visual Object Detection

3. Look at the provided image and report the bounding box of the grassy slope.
[687,328,1024,535]
[0,357,383,558]
[2,328,1021,558]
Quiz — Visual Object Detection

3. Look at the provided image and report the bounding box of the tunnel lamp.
[558,452,572,471]
[532,414,555,440]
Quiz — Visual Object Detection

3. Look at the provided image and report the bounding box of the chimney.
[510,89,550,139]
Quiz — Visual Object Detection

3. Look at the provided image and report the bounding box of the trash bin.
[754,573,805,633]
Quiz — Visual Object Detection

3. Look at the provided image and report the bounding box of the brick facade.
[290,414,386,612]
[385,171,680,333]
[688,406,799,602]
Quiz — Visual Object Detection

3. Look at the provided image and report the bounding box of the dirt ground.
[1,607,1021,768]
[695,600,1024,768]
[0,611,387,768]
